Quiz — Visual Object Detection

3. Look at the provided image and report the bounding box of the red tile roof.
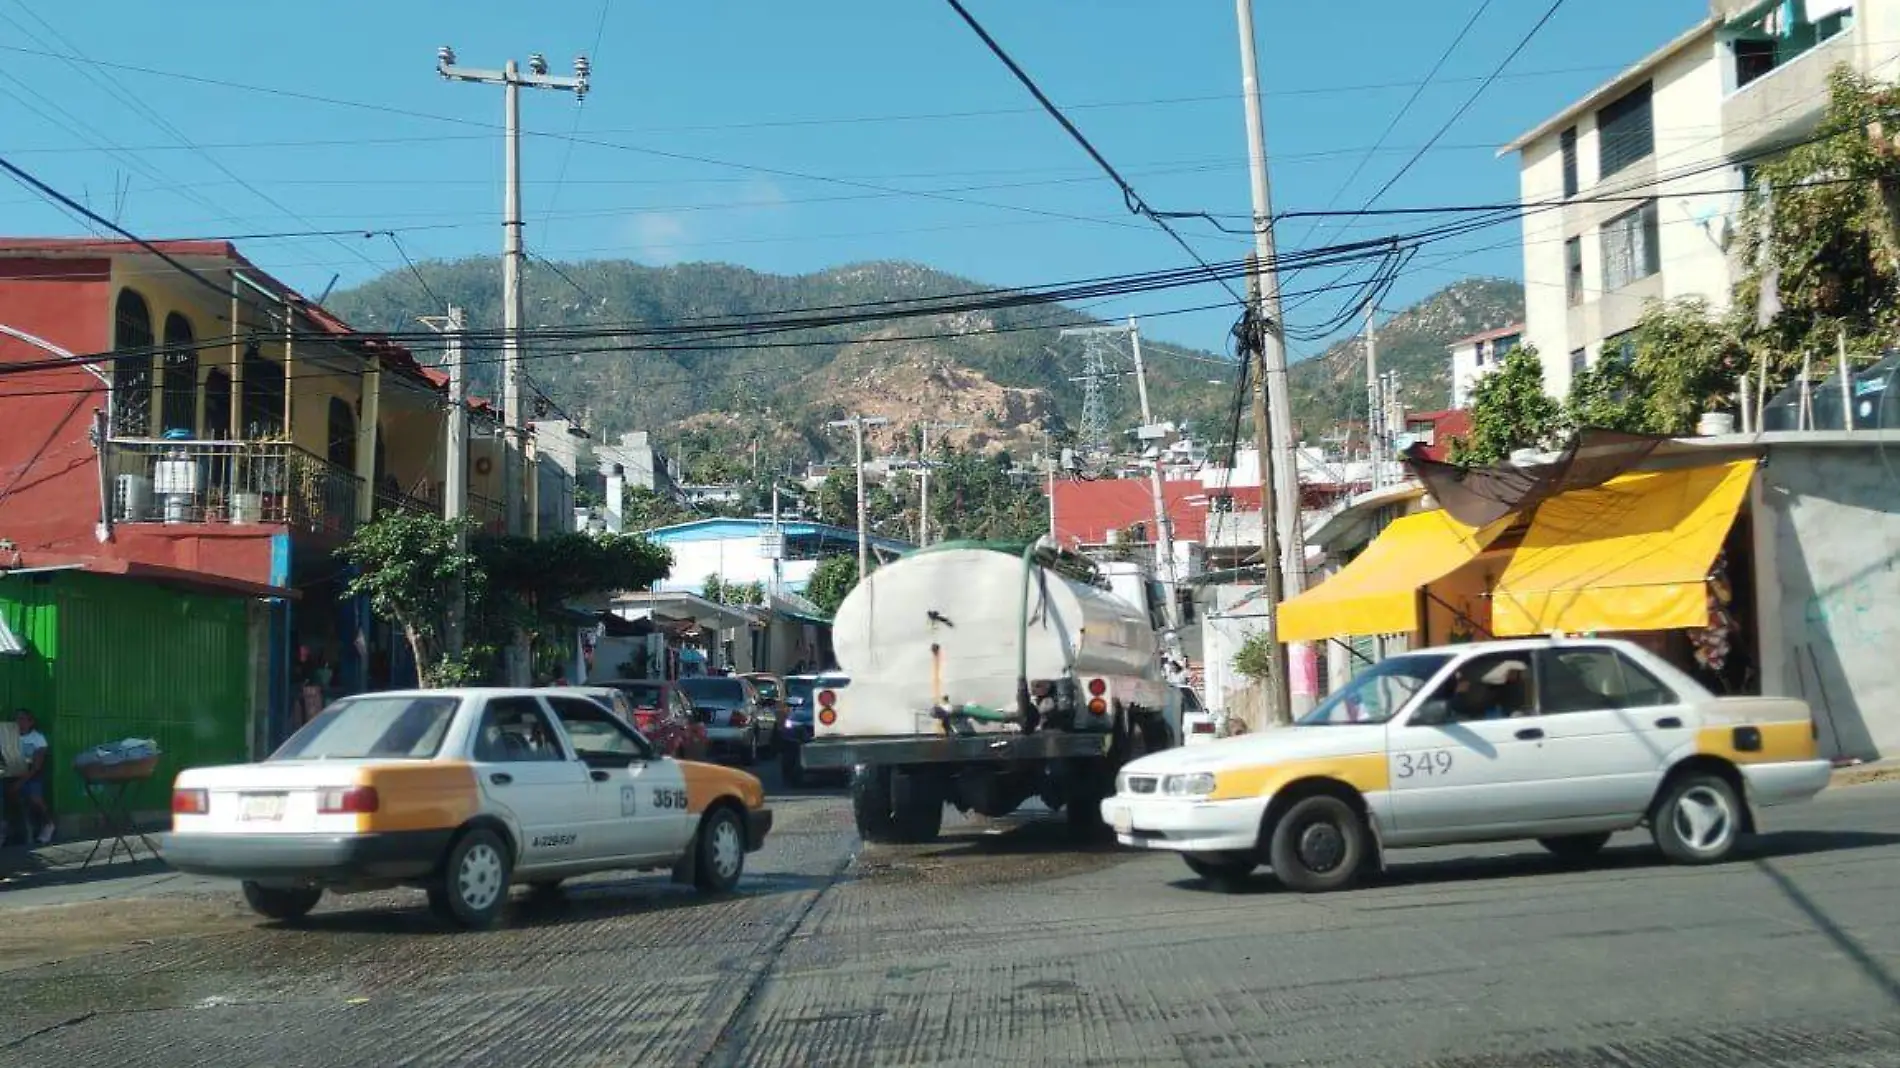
[1447,322,1525,348]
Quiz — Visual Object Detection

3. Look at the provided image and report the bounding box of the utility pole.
[1235,0,1310,714]
[1246,266,1291,727]
[1364,300,1380,490]
[828,416,888,580]
[420,305,469,658]
[437,46,590,538]
[917,420,969,547]
[1128,318,1182,639]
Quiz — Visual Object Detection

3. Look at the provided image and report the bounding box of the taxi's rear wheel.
[1267,794,1368,893]
[429,827,513,929]
[1652,771,1742,865]
[242,881,322,922]
[693,806,746,894]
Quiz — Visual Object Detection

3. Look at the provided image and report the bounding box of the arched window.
[203,368,233,439]
[241,344,285,438]
[327,397,357,471]
[159,312,197,435]
[112,289,154,437]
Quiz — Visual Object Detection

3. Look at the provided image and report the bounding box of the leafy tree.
[1232,630,1275,683]
[342,512,481,687]
[1449,346,1560,465]
[702,574,766,607]
[621,486,696,531]
[804,554,871,617]
[1561,299,1744,434]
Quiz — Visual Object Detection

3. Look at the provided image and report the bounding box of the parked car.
[678,676,769,766]
[565,682,708,761]
[776,674,850,787]
[1104,638,1832,893]
[741,673,787,751]
[1177,684,1217,745]
[163,688,773,929]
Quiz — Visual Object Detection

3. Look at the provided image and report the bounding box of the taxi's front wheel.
[693,807,747,894]
[1267,795,1369,893]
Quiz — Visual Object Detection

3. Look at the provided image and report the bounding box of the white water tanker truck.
[801,541,1178,844]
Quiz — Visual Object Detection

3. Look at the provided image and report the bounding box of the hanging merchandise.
[1688,551,1738,680]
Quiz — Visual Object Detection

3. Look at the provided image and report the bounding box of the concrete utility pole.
[1364,300,1380,490]
[1246,266,1291,727]
[1235,0,1311,715]
[828,416,888,580]
[437,46,590,537]
[1127,319,1182,638]
[917,420,969,547]
[420,305,469,658]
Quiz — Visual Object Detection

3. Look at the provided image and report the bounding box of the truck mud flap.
[802,732,1113,769]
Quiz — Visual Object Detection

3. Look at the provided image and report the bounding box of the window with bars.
[1597,82,1654,179]
[1599,201,1661,291]
[111,288,154,438]
[1565,237,1584,306]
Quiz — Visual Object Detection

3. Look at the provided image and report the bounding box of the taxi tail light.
[318,786,380,814]
[1191,720,1215,734]
[729,711,751,728]
[172,788,209,815]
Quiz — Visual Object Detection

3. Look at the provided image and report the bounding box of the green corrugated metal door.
[51,573,252,817]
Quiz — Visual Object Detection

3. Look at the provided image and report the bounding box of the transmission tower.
[1060,325,1132,468]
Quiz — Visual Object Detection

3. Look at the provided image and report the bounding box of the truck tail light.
[172,788,209,815]
[1087,698,1108,716]
[818,708,838,726]
[318,786,380,814]
[818,689,837,708]
[1087,678,1107,697]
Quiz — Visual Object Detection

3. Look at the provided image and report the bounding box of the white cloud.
[623,212,691,263]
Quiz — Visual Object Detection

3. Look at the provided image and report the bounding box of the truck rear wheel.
[851,765,943,844]
[1064,758,1113,841]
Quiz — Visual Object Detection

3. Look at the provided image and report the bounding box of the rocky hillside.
[328,259,1522,473]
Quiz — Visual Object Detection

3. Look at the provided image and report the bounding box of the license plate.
[1109,804,1133,835]
[240,793,286,821]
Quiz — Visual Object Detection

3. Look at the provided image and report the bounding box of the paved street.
[4,780,1899,1068]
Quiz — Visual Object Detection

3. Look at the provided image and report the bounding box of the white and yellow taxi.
[1102,639,1832,892]
[164,688,772,928]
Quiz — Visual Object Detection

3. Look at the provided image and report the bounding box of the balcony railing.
[106,439,363,539]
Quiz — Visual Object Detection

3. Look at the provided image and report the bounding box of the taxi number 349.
[1394,751,1454,779]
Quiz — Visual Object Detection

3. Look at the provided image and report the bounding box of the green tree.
[702,574,766,607]
[621,486,696,531]
[1450,346,1560,465]
[342,512,482,686]
[1232,630,1275,684]
[804,554,871,617]
[1562,299,1744,435]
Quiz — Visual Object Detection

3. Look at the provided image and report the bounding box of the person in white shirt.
[7,710,52,846]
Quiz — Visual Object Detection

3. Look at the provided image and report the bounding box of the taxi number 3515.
[1394,751,1454,779]
[652,788,688,810]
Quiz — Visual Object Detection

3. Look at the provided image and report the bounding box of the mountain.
[327,259,1523,473]
[1286,278,1526,431]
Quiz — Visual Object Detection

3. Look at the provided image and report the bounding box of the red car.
[583,681,709,760]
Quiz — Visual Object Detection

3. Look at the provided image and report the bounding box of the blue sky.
[2,0,1707,360]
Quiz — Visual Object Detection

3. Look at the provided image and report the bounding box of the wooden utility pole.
[1247,263,1291,727]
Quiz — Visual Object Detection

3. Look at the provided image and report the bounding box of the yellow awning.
[1278,510,1508,641]
[1491,459,1756,636]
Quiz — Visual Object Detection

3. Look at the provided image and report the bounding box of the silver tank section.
[832,547,1159,718]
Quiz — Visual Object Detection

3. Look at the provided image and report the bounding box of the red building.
[0,239,479,794]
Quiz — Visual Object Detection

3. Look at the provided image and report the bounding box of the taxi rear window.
[272,696,460,761]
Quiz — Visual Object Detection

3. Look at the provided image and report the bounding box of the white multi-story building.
[1504,0,1890,398]
[1447,323,1525,408]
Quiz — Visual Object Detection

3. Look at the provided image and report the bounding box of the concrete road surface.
[4,780,1898,1068]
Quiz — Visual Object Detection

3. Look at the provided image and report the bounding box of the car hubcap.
[459,843,503,911]
[712,820,743,881]
[1297,820,1346,872]
[1673,786,1734,853]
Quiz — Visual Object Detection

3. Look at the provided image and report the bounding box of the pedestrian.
[4,710,53,846]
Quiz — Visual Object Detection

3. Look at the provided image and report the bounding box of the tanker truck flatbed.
[800,729,1112,770]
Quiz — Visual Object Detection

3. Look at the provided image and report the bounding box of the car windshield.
[1299,654,1453,726]
[617,682,667,708]
[680,678,746,707]
[749,677,782,702]
[271,695,460,760]
[786,678,816,705]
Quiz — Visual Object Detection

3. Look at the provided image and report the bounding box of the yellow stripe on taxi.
[1208,752,1390,802]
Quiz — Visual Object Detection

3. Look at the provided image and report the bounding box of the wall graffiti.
[1801,575,1899,650]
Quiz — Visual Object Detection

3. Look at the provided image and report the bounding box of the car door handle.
[1655,716,1683,729]
[489,772,513,785]
[590,769,610,782]
[1515,727,1545,741]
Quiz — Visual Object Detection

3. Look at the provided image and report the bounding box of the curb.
[1830,762,1900,788]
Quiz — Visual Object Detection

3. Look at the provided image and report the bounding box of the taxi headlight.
[1115,770,1133,795]
[1163,772,1217,797]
